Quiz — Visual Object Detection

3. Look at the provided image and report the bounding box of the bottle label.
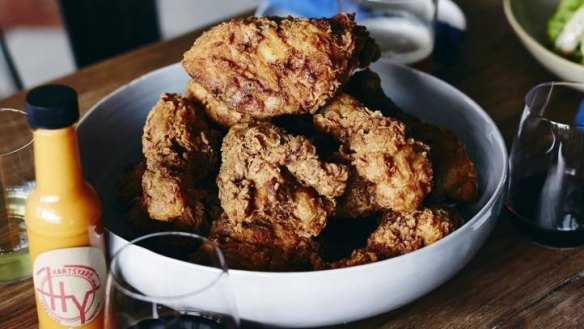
[33,247,106,327]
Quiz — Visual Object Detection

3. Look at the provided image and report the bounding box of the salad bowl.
[504,0,584,81]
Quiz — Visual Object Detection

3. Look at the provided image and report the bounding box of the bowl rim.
[502,0,584,74]
[81,62,508,277]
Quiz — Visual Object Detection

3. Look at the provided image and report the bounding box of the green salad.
[548,0,584,63]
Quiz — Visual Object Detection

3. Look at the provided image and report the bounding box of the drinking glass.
[338,0,437,71]
[106,232,239,328]
[0,108,34,282]
[506,82,584,248]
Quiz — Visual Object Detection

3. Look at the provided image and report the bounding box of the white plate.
[504,0,584,82]
[78,62,507,327]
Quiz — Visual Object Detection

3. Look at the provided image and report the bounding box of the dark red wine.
[506,172,584,248]
[126,314,231,329]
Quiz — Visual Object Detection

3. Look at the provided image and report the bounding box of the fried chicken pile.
[118,13,478,272]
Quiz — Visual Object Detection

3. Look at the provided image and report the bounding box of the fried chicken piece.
[345,69,478,203]
[328,207,460,268]
[218,121,349,238]
[182,13,380,127]
[314,93,433,217]
[142,93,222,233]
[209,214,323,271]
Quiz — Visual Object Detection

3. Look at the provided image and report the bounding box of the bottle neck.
[33,126,84,191]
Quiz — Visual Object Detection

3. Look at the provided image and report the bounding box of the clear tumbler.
[506,82,584,248]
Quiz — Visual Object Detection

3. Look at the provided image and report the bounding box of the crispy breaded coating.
[368,208,459,256]
[328,207,460,268]
[182,13,380,127]
[184,80,250,128]
[217,121,349,238]
[345,69,478,203]
[116,161,223,236]
[209,214,323,271]
[142,93,221,232]
[314,93,433,217]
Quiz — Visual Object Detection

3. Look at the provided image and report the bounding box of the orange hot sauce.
[25,85,106,329]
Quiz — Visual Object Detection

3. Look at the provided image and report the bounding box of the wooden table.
[1,1,582,328]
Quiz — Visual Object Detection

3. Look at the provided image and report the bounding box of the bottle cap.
[26,84,79,129]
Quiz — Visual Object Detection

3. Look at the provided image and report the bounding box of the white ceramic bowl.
[503,0,584,82]
[78,62,507,328]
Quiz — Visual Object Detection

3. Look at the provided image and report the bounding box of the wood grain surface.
[2,1,583,328]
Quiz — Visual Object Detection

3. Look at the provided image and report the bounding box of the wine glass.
[506,82,584,248]
[105,231,239,328]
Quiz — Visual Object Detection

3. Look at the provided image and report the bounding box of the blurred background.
[0,0,257,99]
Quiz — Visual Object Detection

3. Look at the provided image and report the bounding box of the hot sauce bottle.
[24,85,106,329]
